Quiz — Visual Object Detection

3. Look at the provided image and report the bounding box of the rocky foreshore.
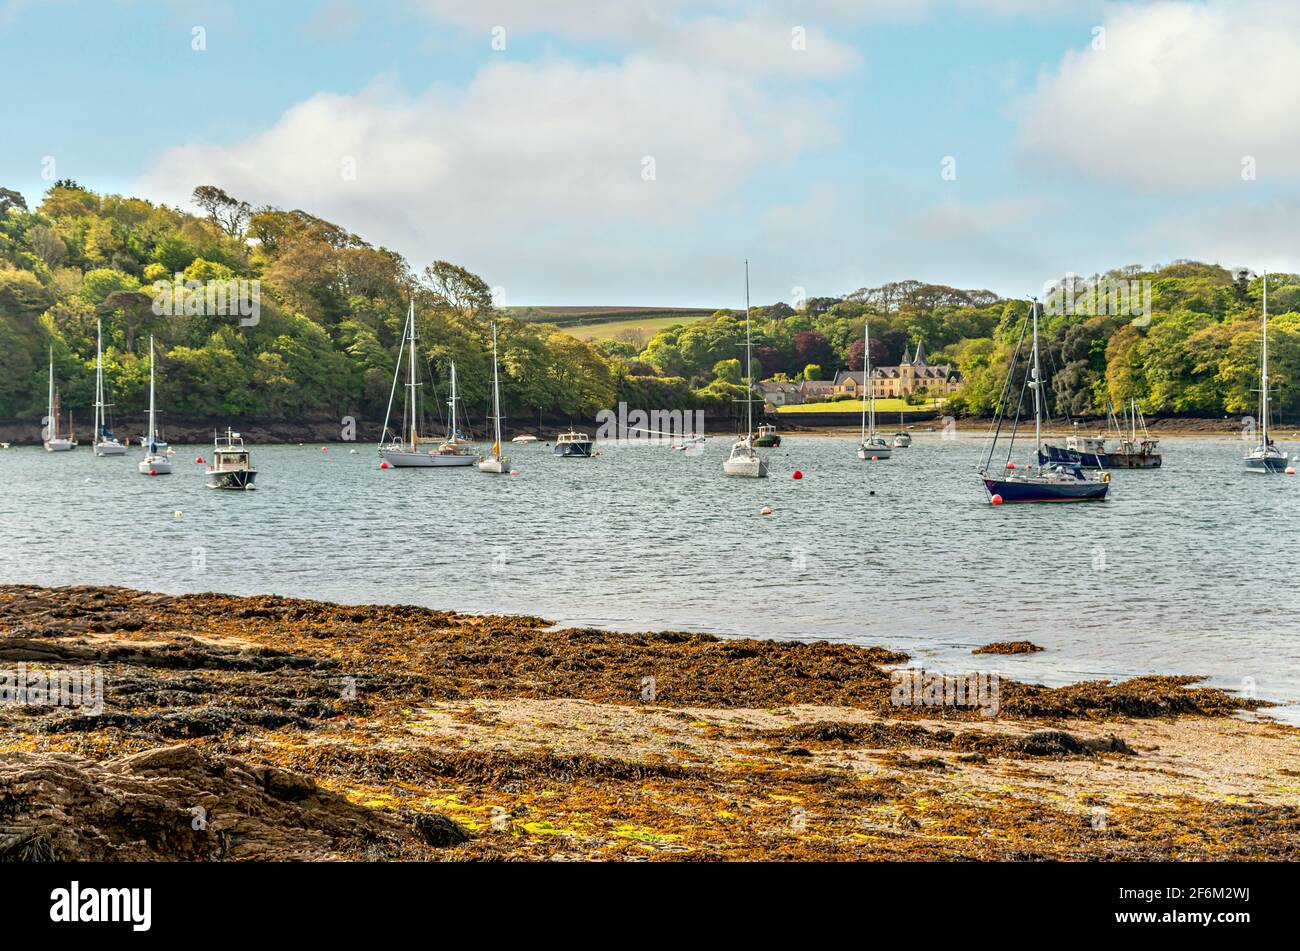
[1,584,1296,861]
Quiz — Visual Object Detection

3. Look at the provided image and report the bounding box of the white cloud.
[1016,1,1300,189]
[135,57,838,295]
[411,1,866,76]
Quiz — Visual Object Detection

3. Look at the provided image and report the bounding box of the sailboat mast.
[490,323,503,453]
[867,321,876,436]
[744,260,753,437]
[47,348,55,441]
[448,362,458,441]
[860,319,868,442]
[94,319,103,445]
[147,336,156,449]
[1261,270,1270,446]
[1030,301,1042,459]
[407,300,419,450]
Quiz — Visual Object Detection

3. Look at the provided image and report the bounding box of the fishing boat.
[1107,398,1161,468]
[979,301,1109,502]
[1245,271,1289,474]
[479,322,510,474]
[753,423,781,447]
[378,302,475,468]
[91,320,126,456]
[554,429,594,457]
[43,348,76,452]
[722,261,768,478]
[205,428,257,489]
[856,321,891,460]
[137,337,172,475]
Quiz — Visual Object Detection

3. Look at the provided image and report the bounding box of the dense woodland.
[1,182,1296,430]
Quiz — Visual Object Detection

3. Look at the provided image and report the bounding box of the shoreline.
[3,414,1295,446]
[1,584,1295,861]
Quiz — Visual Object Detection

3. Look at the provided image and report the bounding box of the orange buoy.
[760,506,773,515]
[990,494,1003,505]
[149,469,157,476]
[321,446,328,452]
[792,470,803,480]
[871,455,879,462]
[1287,467,1296,475]
[379,461,389,469]
[1006,462,1016,469]
[510,469,519,476]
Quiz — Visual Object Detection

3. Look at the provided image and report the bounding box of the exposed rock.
[0,745,461,861]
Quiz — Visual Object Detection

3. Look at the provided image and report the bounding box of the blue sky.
[3,0,1297,305]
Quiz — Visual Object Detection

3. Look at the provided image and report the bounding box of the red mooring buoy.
[792,470,803,480]
[991,494,1003,506]
[379,461,389,469]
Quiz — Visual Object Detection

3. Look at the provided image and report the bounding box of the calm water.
[2,433,1298,720]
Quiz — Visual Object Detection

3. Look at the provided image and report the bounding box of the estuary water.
[2,432,1298,720]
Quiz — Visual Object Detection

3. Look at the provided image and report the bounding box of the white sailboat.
[722,260,768,478]
[479,321,510,474]
[92,319,126,456]
[42,348,76,452]
[379,301,475,468]
[1245,270,1289,474]
[856,320,891,460]
[138,336,172,475]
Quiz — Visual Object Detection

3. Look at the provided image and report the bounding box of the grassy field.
[505,306,715,343]
[777,398,947,415]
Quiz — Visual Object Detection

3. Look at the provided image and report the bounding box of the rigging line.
[981,307,1031,472]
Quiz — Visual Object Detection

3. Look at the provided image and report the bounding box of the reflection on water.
[1,432,1297,720]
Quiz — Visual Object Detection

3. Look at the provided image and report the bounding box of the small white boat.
[554,429,594,457]
[91,320,126,456]
[479,322,511,475]
[511,434,539,444]
[138,337,172,475]
[43,348,77,452]
[723,261,768,479]
[378,301,476,468]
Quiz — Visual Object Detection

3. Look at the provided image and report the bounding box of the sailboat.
[138,336,172,475]
[431,362,476,464]
[91,320,126,456]
[42,348,76,452]
[479,322,510,474]
[1245,270,1289,474]
[722,261,768,478]
[856,320,891,460]
[892,410,912,448]
[979,301,1109,502]
[379,301,475,468]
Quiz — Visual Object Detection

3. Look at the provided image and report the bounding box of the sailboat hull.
[478,457,509,474]
[857,445,892,460]
[43,440,75,452]
[380,448,474,468]
[982,475,1109,502]
[94,441,127,456]
[1245,451,1289,473]
[138,456,173,475]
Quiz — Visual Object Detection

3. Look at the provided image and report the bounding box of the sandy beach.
[1,584,1296,861]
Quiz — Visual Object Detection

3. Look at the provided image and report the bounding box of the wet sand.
[1,585,1295,861]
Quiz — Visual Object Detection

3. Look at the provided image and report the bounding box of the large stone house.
[832,341,961,400]
[756,378,837,407]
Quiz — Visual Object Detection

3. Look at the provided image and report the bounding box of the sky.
[3,0,1298,306]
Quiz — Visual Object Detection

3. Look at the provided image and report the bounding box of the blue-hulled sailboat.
[979,301,1110,503]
